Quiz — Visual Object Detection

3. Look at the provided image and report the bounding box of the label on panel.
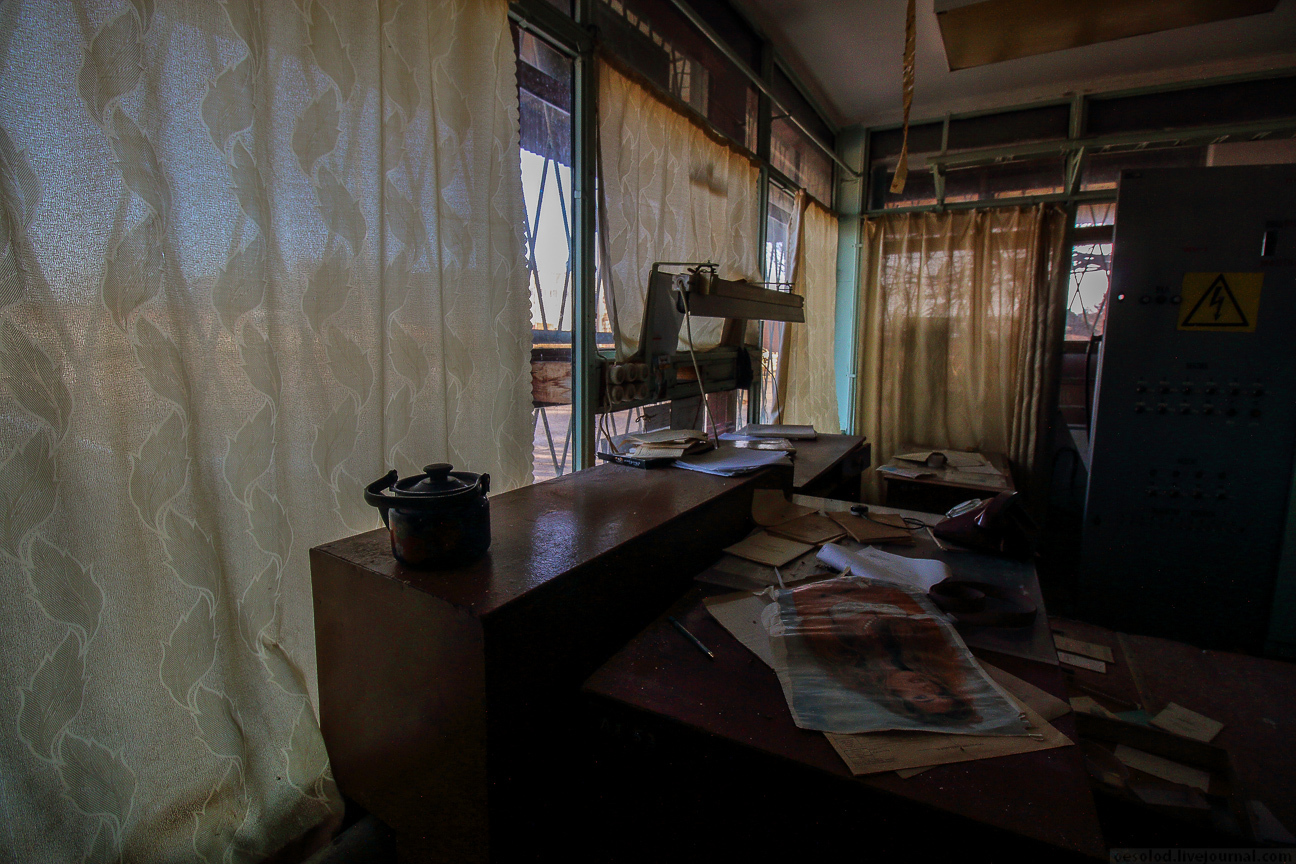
[1178,272,1263,332]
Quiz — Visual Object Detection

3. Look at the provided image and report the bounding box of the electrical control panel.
[1080,165,1296,655]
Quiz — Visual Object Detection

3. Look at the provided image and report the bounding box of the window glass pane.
[595,0,756,152]
[758,183,796,423]
[515,27,576,482]
[1066,242,1111,341]
[771,119,833,207]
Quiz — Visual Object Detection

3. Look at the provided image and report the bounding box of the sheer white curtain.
[597,60,761,360]
[775,194,841,433]
[856,205,1067,500]
[0,0,530,860]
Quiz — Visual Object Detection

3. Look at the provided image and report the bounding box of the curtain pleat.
[596,61,761,360]
[855,205,1067,501]
[775,194,840,432]
[0,0,530,859]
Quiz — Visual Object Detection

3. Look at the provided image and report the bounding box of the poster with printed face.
[768,575,1028,736]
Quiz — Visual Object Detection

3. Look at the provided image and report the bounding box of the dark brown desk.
[582,562,1106,860]
[790,432,869,500]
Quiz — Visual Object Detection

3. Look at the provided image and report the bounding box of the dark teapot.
[364,463,491,569]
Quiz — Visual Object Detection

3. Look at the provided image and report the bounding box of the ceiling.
[729,0,1296,129]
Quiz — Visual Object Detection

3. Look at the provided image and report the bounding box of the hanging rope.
[890,0,917,195]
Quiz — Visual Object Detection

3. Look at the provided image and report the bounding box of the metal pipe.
[663,0,862,179]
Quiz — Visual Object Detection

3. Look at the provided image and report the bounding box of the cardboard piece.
[980,662,1070,722]
[1131,783,1210,811]
[766,513,847,545]
[1070,696,1120,720]
[1151,702,1224,743]
[1058,651,1107,674]
[1053,634,1116,664]
[751,489,815,527]
[1114,745,1212,793]
[722,532,814,567]
[827,511,915,545]
[826,696,1072,776]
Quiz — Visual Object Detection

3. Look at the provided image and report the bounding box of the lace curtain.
[597,60,761,360]
[775,193,841,433]
[0,0,530,860]
[855,205,1067,500]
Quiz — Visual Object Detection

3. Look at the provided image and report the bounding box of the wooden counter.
[311,462,789,862]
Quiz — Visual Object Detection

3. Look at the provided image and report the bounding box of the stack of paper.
[674,445,791,477]
[611,428,709,459]
[734,424,817,440]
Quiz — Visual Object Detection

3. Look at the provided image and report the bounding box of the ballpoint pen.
[667,615,715,660]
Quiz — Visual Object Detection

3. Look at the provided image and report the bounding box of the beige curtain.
[597,61,761,360]
[856,205,1067,500]
[0,0,530,860]
[774,194,841,433]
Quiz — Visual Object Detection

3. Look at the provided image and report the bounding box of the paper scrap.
[827,511,914,545]
[704,592,776,666]
[751,489,815,527]
[1151,702,1224,743]
[1249,800,1296,845]
[1070,696,1120,720]
[1132,783,1210,810]
[980,662,1070,722]
[1053,634,1115,664]
[1058,651,1107,674]
[766,513,847,545]
[895,766,931,779]
[827,695,1072,776]
[1114,745,1212,793]
[816,543,951,593]
[723,532,813,567]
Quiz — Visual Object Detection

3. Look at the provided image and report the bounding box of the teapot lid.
[401,463,472,496]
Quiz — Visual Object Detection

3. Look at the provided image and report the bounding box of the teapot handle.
[364,470,400,528]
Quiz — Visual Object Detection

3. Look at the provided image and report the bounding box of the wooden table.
[1051,617,1296,848]
[311,453,874,862]
[581,525,1106,861]
[790,433,869,500]
[880,449,1014,513]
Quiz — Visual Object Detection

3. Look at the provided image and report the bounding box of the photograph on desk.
[769,575,1028,736]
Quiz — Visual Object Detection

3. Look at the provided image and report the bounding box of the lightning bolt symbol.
[1209,285,1225,320]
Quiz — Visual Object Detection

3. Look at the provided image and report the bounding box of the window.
[515,27,578,481]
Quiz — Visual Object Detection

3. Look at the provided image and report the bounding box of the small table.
[581,509,1105,861]
[879,449,1014,513]
[791,433,869,500]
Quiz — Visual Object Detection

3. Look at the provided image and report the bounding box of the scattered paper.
[981,662,1070,722]
[957,465,1004,476]
[942,451,989,469]
[1113,745,1212,793]
[626,428,706,445]
[675,446,791,477]
[723,532,813,567]
[704,592,776,667]
[816,543,951,593]
[877,464,935,480]
[737,424,816,439]
[1070,696,1120,720]
[1053,635,1115,664]
[1132,783,1210,810]
[827,511,914,545]
[1249,800,1296,845]
[696,550,830,591]
[1151,703,1224,743]
[751,489,815,527]
[766,513,847,545]
[827,695,1071,776]
[1058,651,1107,674]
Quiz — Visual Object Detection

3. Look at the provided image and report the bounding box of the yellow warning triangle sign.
[1178,272,1262,332]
